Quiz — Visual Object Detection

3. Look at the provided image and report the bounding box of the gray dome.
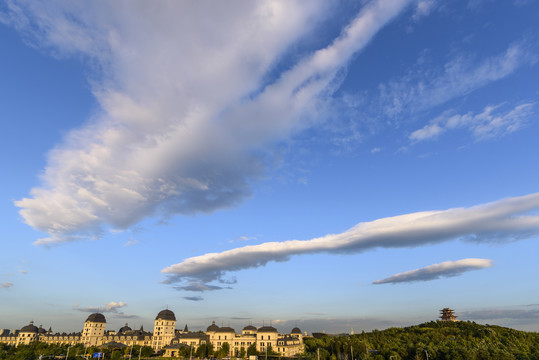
[86,313,106,323]
[21,322,38,333]
[156,309,176,321]
[243,325,257,331]
[291,327,301,334]
[37,325,46,334]
[206,321,220,332]
[258,326,278,333]
[119,323,132,333]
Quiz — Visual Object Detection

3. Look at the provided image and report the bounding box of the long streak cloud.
[162,193,539,289]
[372,258,493,284]
[2,0,415,245]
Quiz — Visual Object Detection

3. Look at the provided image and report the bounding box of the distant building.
[440,308,458,322]
[0,309,304,357]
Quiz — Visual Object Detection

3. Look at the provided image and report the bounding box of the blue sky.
[1,0,539,334]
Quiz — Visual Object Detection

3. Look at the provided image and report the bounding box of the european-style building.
[0,309,304,357]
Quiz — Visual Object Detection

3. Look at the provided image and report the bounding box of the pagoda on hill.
[440,308,457,322]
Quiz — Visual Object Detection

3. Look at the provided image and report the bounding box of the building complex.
[0,309,304,357]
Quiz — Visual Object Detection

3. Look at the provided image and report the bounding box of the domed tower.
[215,326,236,355]
[206,321,220,344]
[291,326,303,341]
[16,321,38,346]
[119,323,132,334]
[242,324,257,336]
[257,325,278,353]
[81,313,106,346]
[152,309,176,351]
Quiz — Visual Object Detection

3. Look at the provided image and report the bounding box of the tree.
[221,342,230,357]
[239,347,246,359]
[266,344,278,356]
[215,342,230,358]
[196,343,214,358]
[140,345,154,358]
[247,343,258,356]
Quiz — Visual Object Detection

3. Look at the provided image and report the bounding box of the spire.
[184,324,188,333]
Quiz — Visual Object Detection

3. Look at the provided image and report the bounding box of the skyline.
[1,0,539,334]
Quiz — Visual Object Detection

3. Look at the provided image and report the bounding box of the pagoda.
[439,308,457,322]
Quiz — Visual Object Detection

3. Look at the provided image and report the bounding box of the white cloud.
[412,0,438,21]
[378,41,536,117]
[73,301,127,313]
[410,102,535,142]
[122,238,139,247]
[0,282,14,289]
[234,235,257,243]
[162,192,539,290]
[3,0,416,245]
[373,258,493,284]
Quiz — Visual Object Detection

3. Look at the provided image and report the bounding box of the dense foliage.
[303,321,539,360]
[0,342,155,360]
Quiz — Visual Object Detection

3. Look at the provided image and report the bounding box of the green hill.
[303,321,539,360]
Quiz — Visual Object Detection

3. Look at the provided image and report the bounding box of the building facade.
[0,310,304,357]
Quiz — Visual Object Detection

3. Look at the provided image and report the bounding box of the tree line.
[302,321,539,360]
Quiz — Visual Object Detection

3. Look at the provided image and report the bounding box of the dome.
[291,327,302,334]
[37,325,46,334]
[21,321,38,333]
[155,309,176,321]
[119,323,132,333]
[258,326,278,333]
[86,313,106,323]
[243,325,257,331]
[206,321,220,332]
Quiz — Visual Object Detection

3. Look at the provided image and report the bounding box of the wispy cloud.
[412,0,439,21]
[410,102,535,142]
[73,301,127,313]
[18,269,28,275]
[2,0,417,245]
[111,313,140,319]
[273,317,406,333]
[229,235,258,244]
[162,193,539,291]
[122,238,139,247]
[461,306,539,321]
[1,282,14,289]
[173,282,232,292]
[373,258,493,284]
[183,296,204,302]
[378,41,536,117]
